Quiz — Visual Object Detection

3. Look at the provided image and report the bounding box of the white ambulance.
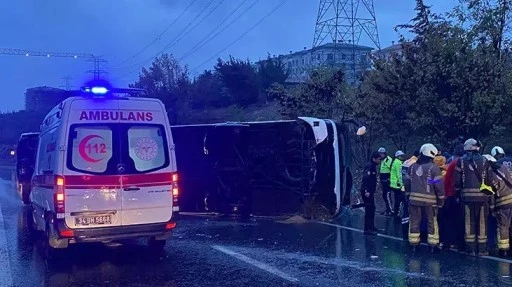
[29,86,178,256]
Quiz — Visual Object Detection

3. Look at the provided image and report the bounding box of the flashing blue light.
[90,87,109,95]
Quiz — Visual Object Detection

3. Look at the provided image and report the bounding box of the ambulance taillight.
[172,173,179,211]
[54,175,65,216]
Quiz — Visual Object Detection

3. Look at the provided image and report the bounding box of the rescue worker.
[442,146,465,250]
[492,146,512,169]
[378,147,394,216]
[455,138,491,256]
[390,150,406,222]
[361,152,382,235]
[483,154,512,256]
[405,143,445,252]
[401,150,420,241]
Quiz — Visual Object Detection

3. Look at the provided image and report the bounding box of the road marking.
[315,221,512,264]
[0,200,13,287]
[211,245,299,283]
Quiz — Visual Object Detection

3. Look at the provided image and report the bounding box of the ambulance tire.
[43,222,61,260]
[148,237,166,254]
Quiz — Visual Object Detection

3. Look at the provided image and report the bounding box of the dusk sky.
[0,0,455,112]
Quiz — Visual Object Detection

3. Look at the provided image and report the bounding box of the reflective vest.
[390,158,404,189]
[380,156,392,174]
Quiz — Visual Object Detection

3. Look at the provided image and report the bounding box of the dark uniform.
[406,159,445,247]
[361,161,378,232]
[455,152,490,254]
[487,163,512,253]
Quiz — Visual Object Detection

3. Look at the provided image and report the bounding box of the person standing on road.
[441,146,465,250]
[455,138,491,256]
[401,150,420,242]
[405,143,445,253]
[379,147,394,216]
[483,154,512,257]
[390,150,406,222]
[361,152,383,235]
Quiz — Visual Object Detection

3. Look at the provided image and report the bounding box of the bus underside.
[171,117,353,218]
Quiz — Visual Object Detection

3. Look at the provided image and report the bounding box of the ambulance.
[29,85,178,256]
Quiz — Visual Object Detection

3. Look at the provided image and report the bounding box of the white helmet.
[378,147,386,153]
[464,138,479,151]
[483,154,497,162]
[491,146,505,157]
[420,143,438,158]
[395,150,405,157]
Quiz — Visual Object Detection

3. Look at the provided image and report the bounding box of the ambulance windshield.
[67,123,169,175]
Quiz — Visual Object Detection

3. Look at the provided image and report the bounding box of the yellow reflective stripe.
[496,198,512,207]
[496,194,512,207]
[410,193,437,199]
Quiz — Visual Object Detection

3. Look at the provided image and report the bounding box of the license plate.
[75,215,112,226]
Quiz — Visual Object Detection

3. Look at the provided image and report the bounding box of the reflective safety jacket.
[455,152,490,202]
[380,156,392,174]
[405,161,445,207]
[487,164,512,210]
[390,158,404,189]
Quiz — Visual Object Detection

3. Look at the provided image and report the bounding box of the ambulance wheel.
[42,222,61,260]
[148,237,166,253]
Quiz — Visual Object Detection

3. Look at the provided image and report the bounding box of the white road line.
[315,221,512,264]
[0,201,13,287]
[211,245,299,283]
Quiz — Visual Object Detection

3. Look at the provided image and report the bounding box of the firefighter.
[390,150,406,222]
[401,150,420,241]
[361,152,382,235]
[379,147,394,216]
[483,154,512,256]
[492,146,512,169]
[455,138,491,256]
[406,143,445,253]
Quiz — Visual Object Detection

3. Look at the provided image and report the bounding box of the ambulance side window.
[37,128,57,174]
[128,125,168,172]
[70,126,113,174]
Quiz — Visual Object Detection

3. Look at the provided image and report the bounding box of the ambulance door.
[64,101,123,229]
[120,123,173,226]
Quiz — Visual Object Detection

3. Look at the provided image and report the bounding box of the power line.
[115,0,199,66]
[178,0,258,62]
[116,0,223,72]
[86,57,109,80]
[191,0,289,73]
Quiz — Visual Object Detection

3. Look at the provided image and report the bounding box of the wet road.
[0,176,511,286]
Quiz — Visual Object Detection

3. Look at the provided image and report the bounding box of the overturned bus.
[171,117,365,218]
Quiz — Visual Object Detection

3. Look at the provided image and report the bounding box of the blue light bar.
[91,87,109,94]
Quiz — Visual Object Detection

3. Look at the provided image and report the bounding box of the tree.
[270,68,349,120]
[189,70,227,109]
[214,56,260,107]
[357,0,512,149]
[130,54,190,124]
[256,55,289,101]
